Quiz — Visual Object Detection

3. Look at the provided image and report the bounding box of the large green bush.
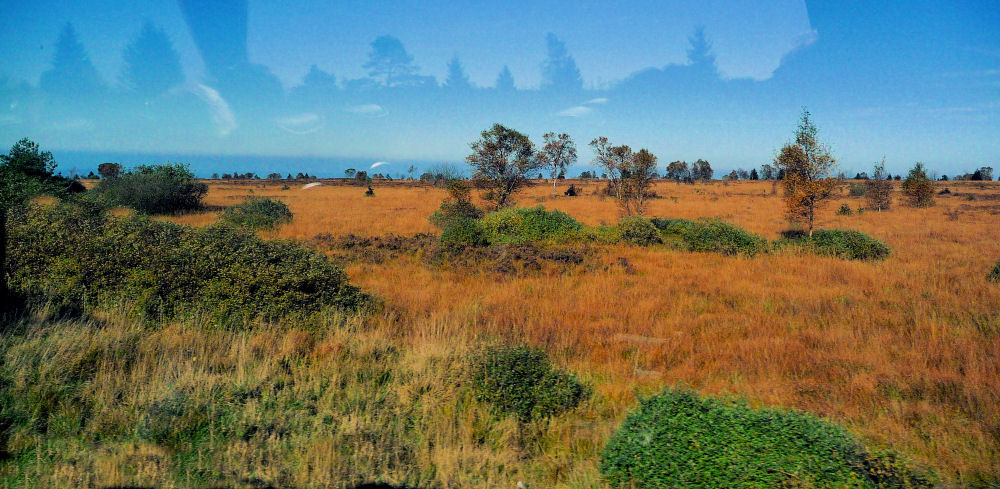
[439,217,489,247]
[478,206,584,245]
[988,260,1000,283]
[6,202,368,324]
[220,197,292,229]
[92,163,207,214]
[651,217,769,256]
[601,388,933,489]
[616,216,661,246]
[780,229,891,261]
[471,345,588,423]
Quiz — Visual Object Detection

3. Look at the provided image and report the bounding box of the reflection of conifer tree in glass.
[39,23,105,99]
[686,28,717,74]
[363,36,419,87]
[121,21,184,101]
[495,65,515,92]
[444,56,472,89]
[540,33,582,91]
[291,65,337,104]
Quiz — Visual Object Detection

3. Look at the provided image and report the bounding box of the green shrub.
[849,183,867,197]
[471,345,588,423]
[838,203,853,215]
[6,202,369,324]
[439,217,488,247]
[429,181,484,229]
[781,229,891,261]
[219,197,292,229]
[616,216,661,246]
[601,388,932,489]
[478,206,584,245]
[92,163,207,214]
[989,260,1000,283]
[651,217,769,256]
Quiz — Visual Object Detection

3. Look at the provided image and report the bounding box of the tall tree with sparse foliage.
[865,157,893,211]
[537,132,577,196]
[902,162,935,207]
[467,124,540,210]
[774,108,838,237]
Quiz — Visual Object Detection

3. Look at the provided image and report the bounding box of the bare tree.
[467,124,539,210]
[865,157,893,211]
[774,108,838,237]
[537,132,577,196]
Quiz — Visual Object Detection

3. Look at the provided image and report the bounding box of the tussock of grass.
[651,217,769,256]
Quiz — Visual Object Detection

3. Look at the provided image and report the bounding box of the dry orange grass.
[159,178,1000,483]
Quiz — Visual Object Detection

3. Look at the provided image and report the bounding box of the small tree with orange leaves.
[774,109,838,237]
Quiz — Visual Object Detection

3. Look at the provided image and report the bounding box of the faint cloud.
[275,112,324,134]
[50,118,94,131]
[584,97,609,105]
[557,105,593,117]
[370,161,389,169]
[191,84,237,136]
[346,104,388,117]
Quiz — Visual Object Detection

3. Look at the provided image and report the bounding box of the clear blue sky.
[0,0,997,177]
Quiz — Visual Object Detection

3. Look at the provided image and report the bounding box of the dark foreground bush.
[616,216,661,246]
[989,260,1000,283]
[92,163,207,214]
[220,197,293,229]
[651,217,769,256]
[479,206,584,245]
[471,345,588,423]
[601,388,934,489]
[6,202,368,323]
[780,229,891,261]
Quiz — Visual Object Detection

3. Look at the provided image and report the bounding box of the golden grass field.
[160,178,1000,483]
[8,177,998,488]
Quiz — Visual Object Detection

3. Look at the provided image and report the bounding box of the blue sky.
[0,0,997,177]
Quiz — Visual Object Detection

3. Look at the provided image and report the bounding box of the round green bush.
[220,197,292,229]
[807,229,891,261]
[601,388,928,489]
[471,345,588,423]
[989,260,1000,283]
[651,217,769,256]
[616,216,661,246]
[478,206,584,245]
[439,217,489,247]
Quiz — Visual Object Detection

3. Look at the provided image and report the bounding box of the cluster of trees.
[464,123,660,216]
[664,160,713,183]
